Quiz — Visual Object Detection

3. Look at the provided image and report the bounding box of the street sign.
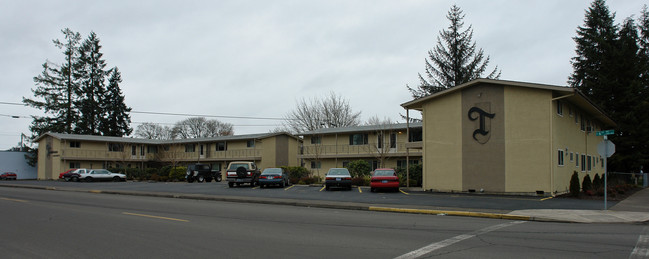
[596,130,614,136]
[597,140,615,158]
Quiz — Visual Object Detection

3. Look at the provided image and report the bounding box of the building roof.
[400,78,616,127]
[300,122,422,136]
[34,132,300,145]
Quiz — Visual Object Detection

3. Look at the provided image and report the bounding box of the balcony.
[60,148,262,162]
[299,142,422,159]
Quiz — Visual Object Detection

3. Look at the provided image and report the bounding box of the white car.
[77,169,126,182]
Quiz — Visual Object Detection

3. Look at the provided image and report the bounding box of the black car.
[186,163,222,183]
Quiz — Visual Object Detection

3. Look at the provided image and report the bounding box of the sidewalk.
[509,188,649,223]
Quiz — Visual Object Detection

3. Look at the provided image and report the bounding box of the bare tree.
[366,116,396,126]
[283,92,361,133]
[134,122,173,140]
[172,117,234,139]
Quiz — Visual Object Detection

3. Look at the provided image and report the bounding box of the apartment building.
[401,79,616,195]
[34,132,301,180]
[299,123,423,178]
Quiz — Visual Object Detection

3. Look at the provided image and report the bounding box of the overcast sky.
[0,0,645,150]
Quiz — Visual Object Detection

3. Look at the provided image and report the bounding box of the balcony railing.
[60,148,262,161]
[300,142,422,157]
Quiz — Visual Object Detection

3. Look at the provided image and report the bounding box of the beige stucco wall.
[503,86,552,193]
[422,91,463,192]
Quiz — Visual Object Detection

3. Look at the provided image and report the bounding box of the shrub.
[592,174,602,190]
[169,167,186,182]
[346,160,372,178]
[299,176,321,185]
[282,166,310,180]
[582,174,592,193]
[395,164,423,187]
[149,173,160,182]
[569,171,580,197]
[351,176,369,186]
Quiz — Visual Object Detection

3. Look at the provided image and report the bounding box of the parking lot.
[0,180,610,212]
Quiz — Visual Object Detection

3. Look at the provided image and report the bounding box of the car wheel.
[260,184,264,188]
[197,175,205,183]
[187,177,194,183]
[216,175,222,182]
[250,181,256,187]
[85,177,93,182]
[325,185,330,191]
[228,182,234,188]
[112,176,120,182]
[370,187,375,192]
[71,176,79,182]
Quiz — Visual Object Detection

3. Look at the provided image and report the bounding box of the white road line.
[394,221,525,259]
[630,227,649,259]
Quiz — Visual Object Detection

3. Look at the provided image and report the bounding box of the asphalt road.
[0,187,646,258]
[2,180,612,212]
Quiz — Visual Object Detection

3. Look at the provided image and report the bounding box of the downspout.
[550,93,574,195]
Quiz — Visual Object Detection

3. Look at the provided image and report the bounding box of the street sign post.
[597,135,616,210]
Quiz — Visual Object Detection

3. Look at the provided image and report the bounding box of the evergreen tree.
[407,5,500,98]
[23,28,81,137]
[101,67,132,137]
[74,32,107,135]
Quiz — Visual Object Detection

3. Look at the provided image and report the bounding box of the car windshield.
[262,168,282,175]
[327,169,350,176]
[229,163,249,170]
[373,170,396,176]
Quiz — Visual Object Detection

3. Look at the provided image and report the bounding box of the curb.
[368,206,532,221]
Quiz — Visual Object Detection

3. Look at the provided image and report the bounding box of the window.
[140,146,145,156]
[310,136,321,144]
[131,146,136,156]
[215,142,227,151]
[342,161,349,168]
[397,160,419,168]
[185,144,195,152]
[581,154,586,172]
[247,140,255,148]
[587,156,592,171]
[377,133,383,149]
[570,152,574,162]
[349,134,368,145]
[569,106,573,117]
[409,128,423,142]
[69,162,80,169]
[200,145,204,156]
[390,133,397,148]
[576,153,579,167]
[558,150,564,166]
[310,161,321,169]
[601,157,605,168]
[108,143,124,152]
[557,100,563,116]
[580,116,586,131]
[575,112,579,124]
[69,141,80,148]
[147,145,158,154]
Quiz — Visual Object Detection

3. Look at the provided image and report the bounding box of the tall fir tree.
[23,28,81,137]
[74,32,107,135]
[101,67,132,137]
[407,5,500,98]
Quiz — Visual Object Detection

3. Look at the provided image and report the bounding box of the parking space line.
[122,212,189,222]
[358,187,363,193]
[540,196,553,201]
[284,185,295,191]
[319,186,326,192]
[400,189,410,195]
[252,186,260,190]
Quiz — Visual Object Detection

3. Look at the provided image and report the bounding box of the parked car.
[370,168,400,192]
[259,168,290,188]
[324,168,352,191]
[61,170,82,182]
[226,161,261,188]
[58,169,75,180]
[0,172,17,180]
[186,163,222,183]
[78,169,126,182]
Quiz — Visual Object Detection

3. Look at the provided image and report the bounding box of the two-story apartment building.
[299,123,423,178]
[34,132,301,180]
[401,79,616,195]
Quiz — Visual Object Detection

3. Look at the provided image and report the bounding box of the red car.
[59,169,75,180]
[1,172,17,180]
[370,168,399,192]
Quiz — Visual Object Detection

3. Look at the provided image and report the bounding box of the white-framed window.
[570,152,574,162]
[69,141,81,148]
[581,154,586,172]
[247,140,255,148]
[576,153,580,167]
[185,144,195,153]
[310,161,321,169]
[215,142,227,151]
[311,136,321,144]
[558,149,564,166]
[557,100,563,116]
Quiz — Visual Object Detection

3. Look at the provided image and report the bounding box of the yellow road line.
[122,212,189,222]
[540,196,554,201]
[252,186,260,190]
[284,185,295,191]
[319,186,326,192]
[0,197,28,203]
[358,187,363,193]
[90,190,102,194]
[399,189,410,195]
